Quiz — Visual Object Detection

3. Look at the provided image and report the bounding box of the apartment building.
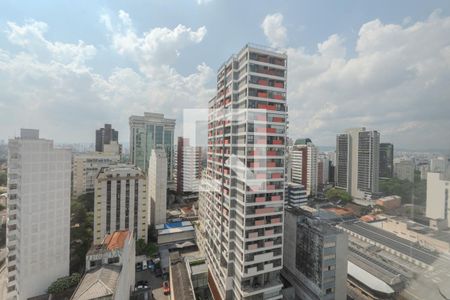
[72,152,120,198]
[426,172,450,228]
[291,138,318,196]
[148,148,168,226]
[129,112,175,179]
[95,124,119,153]
[394,159,415,182]
[176,137,202,194]
[379,143,394,178]
[335,128,380,200]
[282,207,348,300]
[200,44,287,300]
[7,129,71,299]
[93,164,147,244]
[286,183,308,207]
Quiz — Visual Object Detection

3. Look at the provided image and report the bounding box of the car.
[136,262,142,272]
[162,281,170,295]
[155,268,162,277]
[142,260,148,270]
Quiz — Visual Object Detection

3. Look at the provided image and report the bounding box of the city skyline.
[0,1,450,151]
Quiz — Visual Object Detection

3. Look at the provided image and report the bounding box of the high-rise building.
[72,152,120,198]
[93,164,148,244]
[379,143,394,178]
[7,129,71,299]
[148,148,167,226]
[318,156,330,189]
[394,160,415,182]
[430,157,450,178]
[335,128,380,200]
[200,44,287,300]
[426,172,450,228]
[282,206,348,300]
[291,139,318,196]
[176,137,202,194]
[96,124,119,153]
[129,113,175,179]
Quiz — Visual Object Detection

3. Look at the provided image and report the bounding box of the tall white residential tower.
[7,129,71,299]
[200,44,287,300]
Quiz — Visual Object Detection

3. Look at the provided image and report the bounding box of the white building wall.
[94,165,147,244]
[148,149,167,225]
[72,152,119,198]
[7,129,71,300]
[426,172,450,227]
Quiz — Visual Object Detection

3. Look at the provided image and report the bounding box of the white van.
[142,260,148,270]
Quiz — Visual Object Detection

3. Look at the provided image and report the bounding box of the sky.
[0,0,450,150]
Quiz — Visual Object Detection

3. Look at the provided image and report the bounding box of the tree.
[136,239,158,257]
[47,273,81,294]
[0,171,6,186]
[325,188,352,202]
[379,177,426,205]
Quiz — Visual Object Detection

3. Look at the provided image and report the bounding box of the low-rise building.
[156,221,196,245]
[286,182,308,207]
[379,216,450,254]
[375,195,401,210]
[72,230,135,300]
[283,207,348,300]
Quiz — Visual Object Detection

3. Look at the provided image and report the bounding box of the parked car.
[136,262,142,272]
[155,268,162,277]
[163,281,170,295]
[142,260,148,270]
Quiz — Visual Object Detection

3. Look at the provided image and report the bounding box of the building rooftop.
[348,261,395,295]
[71,265,121,300]
[340,222,439,265]
[169,252,196,300]
[87,230,130,255]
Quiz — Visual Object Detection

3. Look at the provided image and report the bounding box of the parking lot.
[136,268,169,300]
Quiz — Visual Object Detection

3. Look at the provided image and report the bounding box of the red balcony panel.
[271,173,282,179]
[267,162,276,168]
[266,185,275,190]
[266,105,277,111]
[255,197,266,203]
[257,92,268,98]
[274,82,284,88]
[272,117,284,123]
[255,220,266,226]
[258,79,268,86]
[271,218,281,224]
[266,150,277,156]
[267,128,277,133]
[273,94,284,100]
[271,195,281,202]
[272,140,283,145]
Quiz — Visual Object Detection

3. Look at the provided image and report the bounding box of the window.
[326,288,334,294]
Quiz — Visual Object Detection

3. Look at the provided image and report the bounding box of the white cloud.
[285,10,450,149]
[103,10,207,76]
[261,13,287,48]
[196,0,213,5]
[0,13,215,142]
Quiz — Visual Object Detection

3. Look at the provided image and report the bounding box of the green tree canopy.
[325,188,352,202]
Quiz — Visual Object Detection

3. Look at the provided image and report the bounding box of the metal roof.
[348,261,395,294]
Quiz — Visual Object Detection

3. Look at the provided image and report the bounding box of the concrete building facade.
[291,139,318,196]
[7,129,71,299]
[282,207,348,300]
[176,137,202,194]
[379,143,394,178]
[95,124,119,153]
[200,44,287,300]
[129,113,175,179]
[93,164,147,244]
[335,128,380,200]
[426,172,450,228]
[394,160,415,182]
[72,152,120,198]
[148,149,167,226]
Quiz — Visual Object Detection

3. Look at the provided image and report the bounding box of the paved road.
[136,269,169,300]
